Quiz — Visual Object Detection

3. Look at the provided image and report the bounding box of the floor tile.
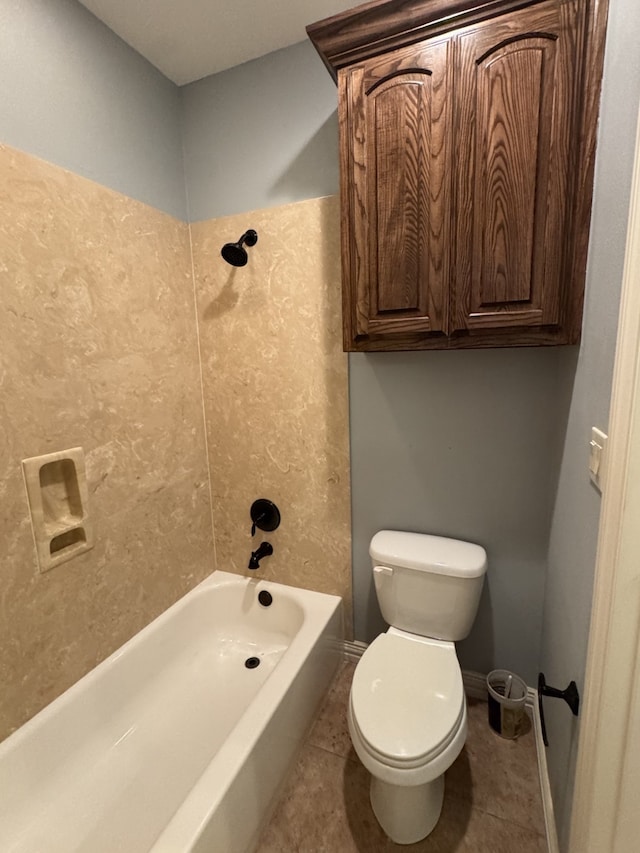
[256,661,548,852]
[402,797,547,853]
[255,795,300,853]
[257,743,546,853]
[307,659,356,759]
[446,698,545,834]
[260,743,383,852]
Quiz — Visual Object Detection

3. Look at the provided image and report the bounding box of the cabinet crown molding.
[307,0,550,80]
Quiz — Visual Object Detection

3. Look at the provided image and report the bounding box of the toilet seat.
[350,632,465,769]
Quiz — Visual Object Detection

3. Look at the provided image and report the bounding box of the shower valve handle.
[249,499,281,537]
[250,513,266,537]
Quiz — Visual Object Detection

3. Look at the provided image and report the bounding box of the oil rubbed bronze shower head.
[220,229,258,267]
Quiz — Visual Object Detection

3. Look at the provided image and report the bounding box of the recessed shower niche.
[22,447,94,572]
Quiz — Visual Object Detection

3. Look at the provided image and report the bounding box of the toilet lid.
[351,633,464,765]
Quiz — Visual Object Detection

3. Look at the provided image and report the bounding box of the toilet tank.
[370,531,487,641]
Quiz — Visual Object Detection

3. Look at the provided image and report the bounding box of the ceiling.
[77,0,358,86]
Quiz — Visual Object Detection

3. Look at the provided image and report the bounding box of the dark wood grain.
[346,326,580,350]
[561,0,610,344]
[372,78,425,313]
[342,37,451,343]
[338,65,364,349]
[307,0,544,81]
[478,45,543,305]
[454,1,576,333]
[310,0,609,352]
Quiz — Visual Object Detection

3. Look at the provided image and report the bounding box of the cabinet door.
[453,0,579,338]
[339,38,451,350]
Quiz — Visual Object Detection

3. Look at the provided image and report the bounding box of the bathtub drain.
[245,656,261,669]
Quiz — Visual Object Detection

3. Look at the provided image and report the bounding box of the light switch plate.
[589,427,608,491]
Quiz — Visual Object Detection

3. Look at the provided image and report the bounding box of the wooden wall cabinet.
[307,0,609,351]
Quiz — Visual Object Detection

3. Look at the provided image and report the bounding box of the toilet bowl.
[348,629,467,844]
[350,531,487,843]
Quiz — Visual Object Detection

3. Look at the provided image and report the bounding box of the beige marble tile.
[0,151,353,743]
[256,742,546,853]
[191,196,352,634]
[254,795,301,853]
[403,796,547,853]
[0,144,213,740]
[446,698,546,835]
[308,659,356,759]
[257,743,385,853]
[258,668,548,852]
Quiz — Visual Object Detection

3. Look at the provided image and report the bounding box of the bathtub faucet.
[248,541,273,570]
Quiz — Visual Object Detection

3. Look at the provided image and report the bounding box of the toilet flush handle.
[373,565,394,592]
[373,566,393,576]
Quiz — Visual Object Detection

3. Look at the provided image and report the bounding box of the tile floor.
[256,660,547,853]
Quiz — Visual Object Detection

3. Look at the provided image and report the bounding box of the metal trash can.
[487,669,527,739]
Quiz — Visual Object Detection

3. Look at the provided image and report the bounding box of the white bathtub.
[0,571,343,853]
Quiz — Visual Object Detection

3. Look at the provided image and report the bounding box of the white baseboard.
[460,670,558,853]
[461,669,488,700]
[342,648,558,853]
[342,639,367,661]
[461,669,538,707]
[531,688,560,853]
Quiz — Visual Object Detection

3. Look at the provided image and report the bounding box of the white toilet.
[348,530,487,845]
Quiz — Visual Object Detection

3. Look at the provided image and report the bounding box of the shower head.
[221,229,258,267]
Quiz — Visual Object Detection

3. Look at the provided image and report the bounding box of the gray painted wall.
[349,348,569,683]
[182,38,570,684]
[180,40,339,222]
[0,0,186,219]
[539,1,640,848]
[4,4,637,836]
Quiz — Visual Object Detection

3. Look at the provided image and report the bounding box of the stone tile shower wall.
[190,196,352,632]
[0,144,213,740]
[0,152,352,741]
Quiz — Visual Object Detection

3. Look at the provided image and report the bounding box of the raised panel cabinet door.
[338,37,451,350]
[453,0,579,338]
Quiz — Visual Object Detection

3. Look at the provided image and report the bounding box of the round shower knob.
[250,499,281,536]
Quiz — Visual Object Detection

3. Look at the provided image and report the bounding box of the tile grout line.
[327,655,548,834]
[446,791,549,841]
[459,669,556,851]
[302,739,359,764]
[290,648,548,850]
[258,657,548,852]
[185,222,217,573]
[456,800,550,842]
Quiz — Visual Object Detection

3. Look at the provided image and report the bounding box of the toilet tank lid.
[370,531,487,578]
